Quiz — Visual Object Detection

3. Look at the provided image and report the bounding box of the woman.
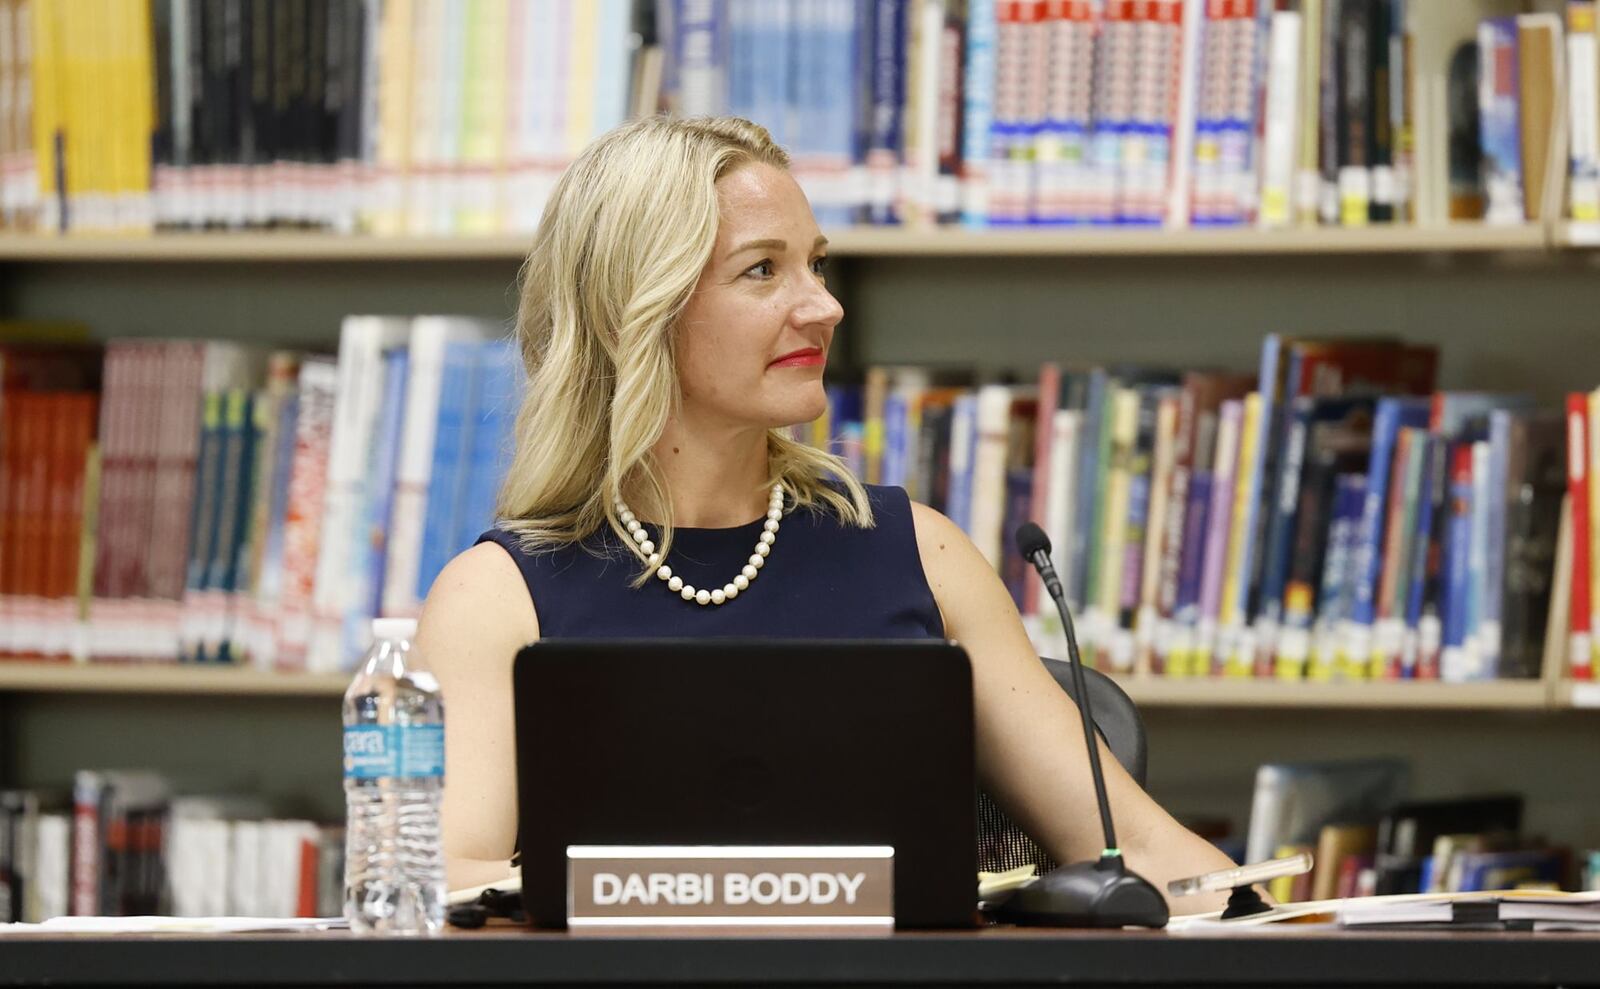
[419,115,1237,914]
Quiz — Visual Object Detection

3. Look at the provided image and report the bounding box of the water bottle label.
[345,726,397,780]
[399,724,445,778]
[344,725,445,780]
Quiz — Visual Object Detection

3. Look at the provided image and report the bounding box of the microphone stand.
[992,524,1168,928]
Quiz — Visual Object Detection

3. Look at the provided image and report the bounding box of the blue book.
[182,393,224,663]
[1441,445,1475,679]
[1317,473,1369,634]
[1401,435,1442,677]
[946,393,978,533]
[1477,17,1524,223]
[207,391,256,664]
[961,0,997,228]
[881,391,908,488]
[1349,397,1431,639]
[356,347,409,643]
[415,340,480,602]
[864,0,906,225]
[453,340,524,554]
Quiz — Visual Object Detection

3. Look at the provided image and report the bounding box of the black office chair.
[975,658,1147,875]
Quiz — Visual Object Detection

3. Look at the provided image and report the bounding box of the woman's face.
[674,162,843,431]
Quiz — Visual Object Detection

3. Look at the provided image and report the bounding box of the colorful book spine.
[1478,17,1524,225]
[1218,392,1261,675]
[1343,396,1428,678]
[1568,394,1594,679]
[1569,2,1600,223]
[961,0,999,226]
[1194,397,1242,673]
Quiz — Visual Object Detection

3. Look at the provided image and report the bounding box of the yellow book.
[371,0,414,234]
[564,0,596,158]
[1219,393,1261,677]
[406,0,442,234]
[123,0,154,232]
[457,0,507,234]
[1294,0,1322,226]
[1096,390,1138,670]
[75,440,99,659]
[28,0,60,231]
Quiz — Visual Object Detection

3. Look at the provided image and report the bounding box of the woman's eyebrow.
[723,235,829,261]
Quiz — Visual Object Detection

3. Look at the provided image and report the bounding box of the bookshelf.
[4,0,1600,914]
[0,664,350,698]
[0,661,1574,712]
[0,223,1575,263]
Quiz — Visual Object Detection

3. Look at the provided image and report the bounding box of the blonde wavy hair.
[496,115,873,587]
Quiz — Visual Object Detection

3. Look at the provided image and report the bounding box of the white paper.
[0,916,347,935]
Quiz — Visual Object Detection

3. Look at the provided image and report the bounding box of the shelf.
[0,661,349,697]
[1558,221,1600,248]
[1115,677,1552,711]
[1551,679,1600,711]
[0,223,1555,263]
[0,660,1573,710]
[826,224,1551,257]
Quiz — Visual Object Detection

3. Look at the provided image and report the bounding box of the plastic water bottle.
[343,617,446,934]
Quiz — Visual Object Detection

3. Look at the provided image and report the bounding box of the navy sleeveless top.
[476,483,944,639]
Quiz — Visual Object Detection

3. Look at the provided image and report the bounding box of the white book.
[1570,2,1600,222]
[907,0,944,227]
[261,820,319,919]
[968,385,1015,570]
[307,316,412,675]
[168,816,233,918]
[1258,11,1302,228]
[1045,410,1082,606]
[380,316,496,619]
[228,820,264,918]
[33,814,70,922]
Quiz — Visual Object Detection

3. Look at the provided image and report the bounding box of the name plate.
[567,845,894,927]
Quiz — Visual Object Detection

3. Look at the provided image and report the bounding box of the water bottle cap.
[371,617,418,643]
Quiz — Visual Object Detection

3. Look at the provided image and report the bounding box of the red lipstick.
[769,347,824,368]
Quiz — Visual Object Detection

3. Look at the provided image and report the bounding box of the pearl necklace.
[616,483,786,606]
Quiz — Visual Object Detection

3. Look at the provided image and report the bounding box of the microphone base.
[993,855,1170,929]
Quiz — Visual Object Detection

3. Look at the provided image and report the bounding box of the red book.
[1026,363,1062,618]
[1567,395,1594,680]
[297,836,320,918]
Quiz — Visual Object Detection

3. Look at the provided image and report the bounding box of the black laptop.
[511,639,978,929]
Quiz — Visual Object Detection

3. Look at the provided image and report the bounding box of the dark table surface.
[2,924,1599,988]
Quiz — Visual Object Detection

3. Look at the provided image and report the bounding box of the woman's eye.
[746,260,774,278]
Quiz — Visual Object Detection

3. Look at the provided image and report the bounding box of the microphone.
[991,522,1168,929]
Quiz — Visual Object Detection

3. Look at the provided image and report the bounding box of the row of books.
[7,1,1600,237]
[0,774,342,922]
[0,316,523,671]
[1243,759,1600,900]
[802,335,1585,683]
[0,0,640,235]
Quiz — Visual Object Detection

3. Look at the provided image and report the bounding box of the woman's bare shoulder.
[418,542,541,659]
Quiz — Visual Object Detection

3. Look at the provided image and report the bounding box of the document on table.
[1168,889,1600,933]
[0,916,348,934]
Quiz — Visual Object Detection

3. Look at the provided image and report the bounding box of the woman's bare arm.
[416,542,540,893]
[909,501,1237,915]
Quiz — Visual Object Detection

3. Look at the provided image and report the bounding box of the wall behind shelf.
[8,250,1600,399]
[846,252,1600,401]
[1143,707,1600,856]
[3,690,1598,853]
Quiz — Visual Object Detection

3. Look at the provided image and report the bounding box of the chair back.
[975,658,1148,876]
